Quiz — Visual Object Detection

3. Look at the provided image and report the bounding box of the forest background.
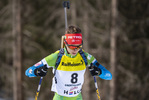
[0,0,149,100]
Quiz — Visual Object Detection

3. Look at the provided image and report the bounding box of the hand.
[34,65,48,77]
[88,64,101,76]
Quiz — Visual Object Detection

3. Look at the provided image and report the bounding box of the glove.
[88,63,101,76]
[34,65,48,77]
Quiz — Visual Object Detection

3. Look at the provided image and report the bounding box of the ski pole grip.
[63,1,70,9]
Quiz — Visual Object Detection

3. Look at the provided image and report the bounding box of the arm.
[90,59,112,80]
[25,50,59,77]
[25,61,48,77]
[85,52,112,80]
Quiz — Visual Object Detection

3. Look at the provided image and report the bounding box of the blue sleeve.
[92,60,112,80]
[25,61,44,77]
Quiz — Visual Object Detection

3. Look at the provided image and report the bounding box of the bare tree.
[81,1,91,99]
[70,0,76,25]
[12,0,23,99]
[82,12,91,100]
[109,0,117,100]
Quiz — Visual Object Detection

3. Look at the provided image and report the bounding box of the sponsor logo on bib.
[62,60,83,66]
[64,89,81,95]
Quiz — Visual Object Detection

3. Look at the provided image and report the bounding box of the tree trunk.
[12,0,23,99]
[71,0,76,25]
[109,0,117,100]
[82,11,91,100]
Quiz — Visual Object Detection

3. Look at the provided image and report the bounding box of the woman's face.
[66,45,81,56]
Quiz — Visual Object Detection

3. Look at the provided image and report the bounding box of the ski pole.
[35,77,43,100]
[61,1,70,48]
[93,76,101,100]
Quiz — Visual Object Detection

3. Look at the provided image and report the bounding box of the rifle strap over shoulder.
[54,48,64,75]
[78,49,88,66]
[54,48,88,76]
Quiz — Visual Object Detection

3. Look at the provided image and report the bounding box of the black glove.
[88,63,101,76]
[34,65,48,77]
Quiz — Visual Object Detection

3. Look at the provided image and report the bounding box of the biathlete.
[25,25,112,100]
